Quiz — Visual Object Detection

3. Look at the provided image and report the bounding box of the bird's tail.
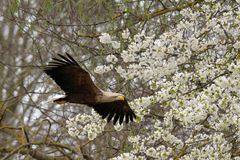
[53,97,67,104]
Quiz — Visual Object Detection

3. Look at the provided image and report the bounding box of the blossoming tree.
[1,0,240,159]
[67,1,240,159]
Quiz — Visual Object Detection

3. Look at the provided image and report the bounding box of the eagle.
[44,53,136,125]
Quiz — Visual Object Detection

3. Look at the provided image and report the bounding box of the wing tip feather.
[93,102,136,125]
[44,53,79,72]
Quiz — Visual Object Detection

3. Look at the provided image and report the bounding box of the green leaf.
[8,0,20,15]
[42,0,54,13]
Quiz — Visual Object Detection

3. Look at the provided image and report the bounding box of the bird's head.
[103,92,125,102]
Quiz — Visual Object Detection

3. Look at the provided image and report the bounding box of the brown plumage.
[44,53,136,125]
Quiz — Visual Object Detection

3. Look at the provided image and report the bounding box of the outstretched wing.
[44,53,101,96]
[93,99,136,125]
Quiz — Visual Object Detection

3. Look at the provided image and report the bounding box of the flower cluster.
[111,152,144,160]
[66,110,106,140]
[99,33,120,49]
[67,1,240,159]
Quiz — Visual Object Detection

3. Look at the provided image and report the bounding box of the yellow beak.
[117,95,125,101]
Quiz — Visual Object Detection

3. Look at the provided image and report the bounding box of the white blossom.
[233,41,240,49]
[106,54,118,63]
[122,29,130,39]
[114,123,123,131]
[94,65,105,74]
[145,147,157,158]
[111,152,143,160]
[66,111,106,140]
[111,41,121,49]
[94,65,113,74]
[99,33,112,44]
[121,50,135,63]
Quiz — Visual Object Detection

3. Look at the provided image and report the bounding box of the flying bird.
[44,53,136,125]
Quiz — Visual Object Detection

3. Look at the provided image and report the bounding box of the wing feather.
[119,109,125,125]
[113,113,120,125]
[93,100,136,125]
[58,54,76,65]
[125,113,129,124]
[66,53,79,65]
[44,54,101,96]
[107,109,116,122]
